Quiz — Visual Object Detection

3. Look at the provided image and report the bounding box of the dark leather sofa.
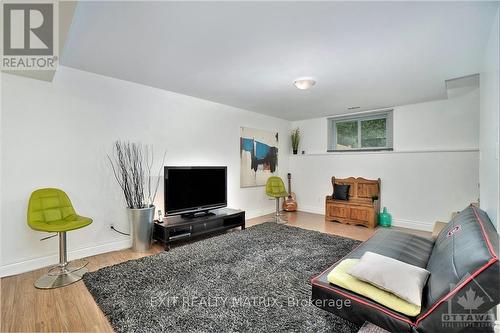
[311,205,499,333]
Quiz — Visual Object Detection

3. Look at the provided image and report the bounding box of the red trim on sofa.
[415,257,498,326]
[311,206,499,330]
[310,230,417,328]
[313,256,499,329]
[414,205,498,326]
[312,281,416,327]
[471,206,498,259]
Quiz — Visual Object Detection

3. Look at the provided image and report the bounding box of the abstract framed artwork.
[240,127,279,187]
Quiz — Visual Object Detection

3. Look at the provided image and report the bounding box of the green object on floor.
[378,207,392,227]
[28,188,92,232]
[27,188,93,289]
[265,176,288,224]
[265,176,288,198]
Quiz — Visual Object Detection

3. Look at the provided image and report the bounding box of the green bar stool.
[27,188,92,289]
[265,176,289,224]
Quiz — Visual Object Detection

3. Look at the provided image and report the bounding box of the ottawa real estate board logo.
[441,274,495,329]
[1,1,58,70]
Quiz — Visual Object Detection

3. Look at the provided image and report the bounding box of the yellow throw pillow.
[327,259,421,317]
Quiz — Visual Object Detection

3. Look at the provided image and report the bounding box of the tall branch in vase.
[107,141,166,209]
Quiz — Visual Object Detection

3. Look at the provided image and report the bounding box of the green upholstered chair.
[265,176,289,224]
[27,188,92,289]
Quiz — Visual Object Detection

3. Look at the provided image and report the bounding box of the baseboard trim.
[391,218,434,232]
[0,238,132,278]
[1,207,275,278]
[245,207,276,219]
[297,206,434,232]
[297,205,324,215]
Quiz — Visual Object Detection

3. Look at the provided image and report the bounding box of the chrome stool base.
[275,217,287,224]
[47,260,88,276]
[34,231,89,289]
[35,267,88,289]
[272,197,288,224]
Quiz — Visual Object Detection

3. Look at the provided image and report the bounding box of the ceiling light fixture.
[293,78,316,90]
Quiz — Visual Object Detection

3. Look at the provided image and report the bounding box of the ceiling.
[61,1,499,120]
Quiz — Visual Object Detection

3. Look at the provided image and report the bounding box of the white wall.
[393,90,479,151]
[290,90,480,231]
[294,90,479,155]
[0,52,490,277]
[481,9,500,333]
[480,8,500,230]
[0,66,290,276]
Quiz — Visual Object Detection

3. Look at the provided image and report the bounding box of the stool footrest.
[47,260,89,276]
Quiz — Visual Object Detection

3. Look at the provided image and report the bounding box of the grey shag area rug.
[83,222,361,333]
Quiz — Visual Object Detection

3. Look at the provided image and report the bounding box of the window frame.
[327,110,394,152]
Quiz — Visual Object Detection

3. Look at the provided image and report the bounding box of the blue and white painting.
[240,127,279,187]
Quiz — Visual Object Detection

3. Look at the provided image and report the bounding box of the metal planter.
[128,206,155,252]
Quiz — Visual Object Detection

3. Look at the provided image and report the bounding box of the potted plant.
[291,128,300,155]
[108,141,166,252]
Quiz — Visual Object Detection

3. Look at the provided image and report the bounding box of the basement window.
[327,110,393,152]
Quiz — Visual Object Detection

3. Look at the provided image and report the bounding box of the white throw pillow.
[347,251,430,306]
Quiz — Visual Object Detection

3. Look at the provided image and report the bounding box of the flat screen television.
[164,166,227,216]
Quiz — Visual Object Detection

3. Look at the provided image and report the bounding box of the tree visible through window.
[336,121,358,149]
[328,111,393,151]
[361,118,386,148]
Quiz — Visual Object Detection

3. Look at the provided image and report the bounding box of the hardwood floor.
[1,211,430,332]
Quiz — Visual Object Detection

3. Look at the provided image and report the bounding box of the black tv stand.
[180,211,216,218]
[153,208,245,250]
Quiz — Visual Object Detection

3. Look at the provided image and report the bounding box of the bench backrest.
[332,177,380,204]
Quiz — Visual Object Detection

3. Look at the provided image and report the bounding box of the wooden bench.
[325,177,381,228]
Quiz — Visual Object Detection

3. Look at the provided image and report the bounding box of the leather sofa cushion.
[311,229,434,332]
[343,229,434,268]
[312,207,499,332]
[423,205,499,312]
